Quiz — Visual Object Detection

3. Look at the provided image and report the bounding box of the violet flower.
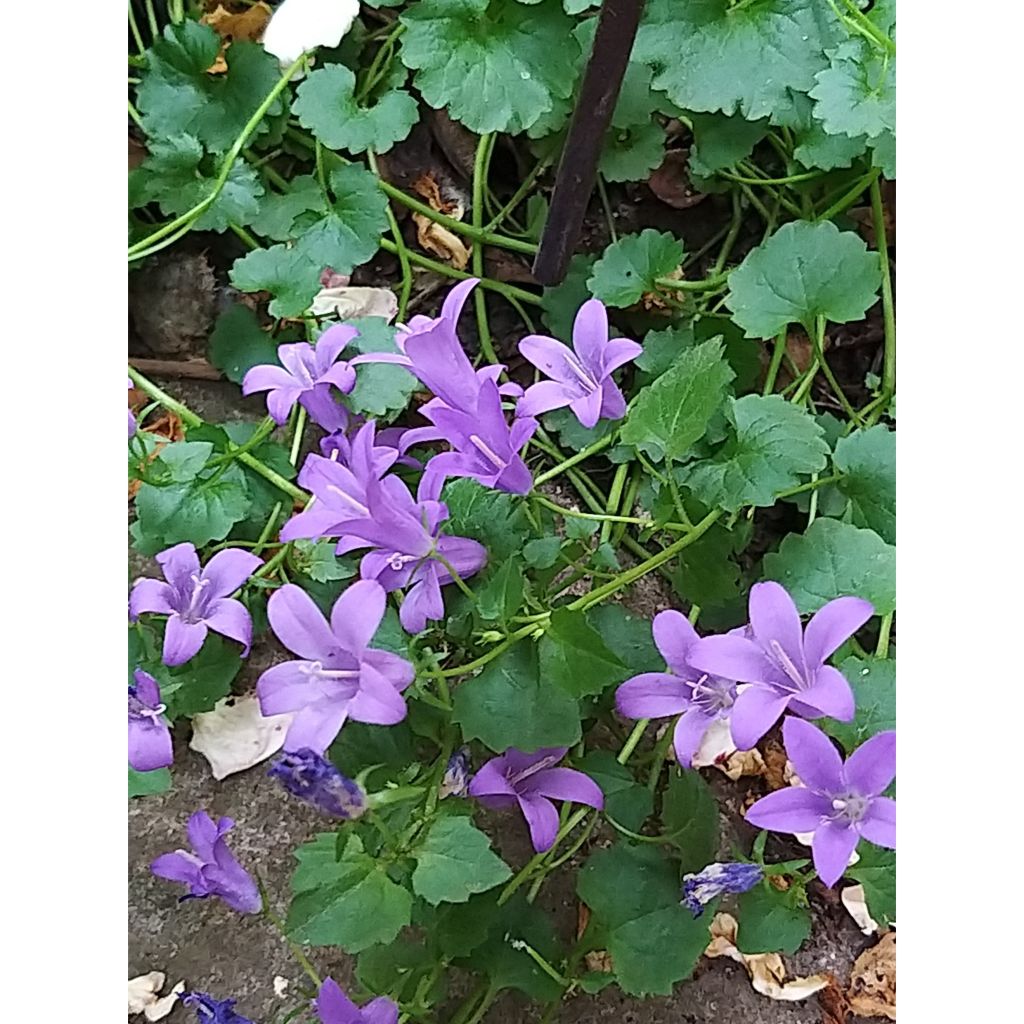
[681,862,763,917]
[180,992,254,1024]
[689,582,872,749]
[268,748,367,819]
[745,718,896,887]
[128,669,173,772]
[151,811,261,914]
[128,377,137,437]
[517,298,642,428]
[439,745,471,799]
[129,543,263,666]
[241,324,360,430]
[468,747,604,853]
[615,610,740,767]
[315,978,398,1024]
[256,580,414,753]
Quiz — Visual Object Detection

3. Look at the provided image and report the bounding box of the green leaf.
[541,407,617,452]
[357,938,433,1003]
[578,751,653,832]
[453,642,581,752]
[293,64,419,154]
[473,895,565,1000]
[678,395,829,511]
[599,121,667,183]
[288,834,412,952]
[620,338,734,461]
[846,846,895,927]
[208,304,281,384]
[578,842,710,996]
[400,0,580,135]
[793,119,868,171]
[637,323,695,379]
[763,518,895,615]
[329,720,417,781]
[834,426,895,544]
[475,560,525,625]
[291,539,357,584]
[142,634,243,719]
[229,245,322,319]
[441,479,532,562]
[344,317,418,418]
[138,23,283,152]
[134,134,263,231]
[539,609,628,698]
[430,891,496,957]
[586,605,662,674]
[155,441,215,483]
[688,112,768,178]
[634,0,839,120]
[660,770,719,873]
[823,657,896,753]
[541,254,597,338]
[736,885,812,954]
[129,766,171,799]
[871,130,895,178]
[412,817,512,905]
[811,39,895,142]
[671,521,743,609]
[726,220,882,337]
[588,229,684,308]
[523,536,563,569]
[249,174,325,240]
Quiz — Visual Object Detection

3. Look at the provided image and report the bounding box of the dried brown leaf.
[649,150,707,209]
[201,2,273,73]
[847,932,895,1020]
[818,973,850,1024]
[841,884,879,935]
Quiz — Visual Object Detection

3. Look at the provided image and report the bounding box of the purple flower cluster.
[681,862,763,916]
[268,748,367,819]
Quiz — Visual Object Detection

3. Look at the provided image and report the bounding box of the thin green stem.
[712,191,745,276]
[471,133,499,364]
[775,473,842,499]
[228,222,261,249]
[128,99,143,130]
[617,719,648,765]
[596,174,618,242]
[144,0,159,36]
[601,463,630,544]
[763,328,788,395]
[870,175,896,398]
[811,316,863,424]
[816,167,880,223]
[531,492,651,527]
[722,167,824,186]
[646,723,675,792]
[654,271,730,292]
[533,433,616,485]
[368,149,413,319]
[128,3,146,53]
[498,808,590,906]
[484,156,552,232]
[875,612,893,658]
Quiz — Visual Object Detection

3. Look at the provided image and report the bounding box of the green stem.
[870,175,896,398]
[617,719,648,764]
[128,3,146,53]
[712,191,744,276]
[531,492,651,527]
[596,174,618,242]
[775,473,842,499]
[646,724,675,792]
[289,406,307,464]
[128,99,143,130]
[721,167,824,186]
[533,433,616,485]
[601,462,630,544]
[811,316,862,424]
[654,271,730,292]
[875,612,893,658]
[368,150,413,319]
[816,167,880,223]
[228,222,261,249]
[762,328,788,395]
[498,808,590,906]
[484,156,552,232]
[471,133,499,365]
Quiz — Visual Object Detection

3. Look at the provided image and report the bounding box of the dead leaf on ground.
[818,973,850,1024]
[201,2,273,73]
[128,972,185,1021]
[762,740,792,790]
[847,932,895,1020]
[841,884,879,936]
[576,903,614,973]
[648,150,707,209]
[311,284,398,322]
[411,174,472,269]
[189,694,293,780]
[706,913,829,1001]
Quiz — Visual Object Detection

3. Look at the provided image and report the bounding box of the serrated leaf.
[823,657,896,754]
[660,769,719,873]
[293,63,419,154]
[600,120,667,182]
[811,39,895,141]
[523,536,562,569]
[763,517,895,615]
[453,642,581,752]
[250,174,325,240]
[671,521,743,609]
[588,229,684,308]
[621,338,733,461]
[578,842,710,996]
[475,559,525,624]
[129,766,171,799]
[229,245,321,318]
[679,394,829,511]
[577,750,652,832]
[343,317,418,417]
[539,609,628,698]
[441,479,532,562]
[400,0,580,135]
[688,112,768,177]
[412,817,512,905]
[736,885,811,954]
[208,304,281,384]
[586,605,663,674]
[726,220,882,337]
[845,846,895,927]
[834,425,895,544]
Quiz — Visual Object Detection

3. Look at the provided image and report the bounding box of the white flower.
[262,0,361,65]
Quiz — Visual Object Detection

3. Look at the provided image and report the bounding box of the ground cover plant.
[128,1,896,1021]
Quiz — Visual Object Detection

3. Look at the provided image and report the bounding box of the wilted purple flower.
[690,582,872,749]
[242,324,360,430]
[315,978,398,1024]
[518,299,642,428]
[615,610,740,767]
[151,811,261,914]
[256,580,414,753]
[129,669,173,772]
[468,747,604,853]
[681,862,763,916]
[128,377,137,437]
[129,543,263,666]
[180,992,254,1024]
[439,745,471,799]
[745,718,896,887]
[268,748,367,819]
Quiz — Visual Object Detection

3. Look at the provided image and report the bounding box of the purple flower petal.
[811,821,859,887]
[202,549,263,597]
[256,662,323,716]
[527,767,604,809]
[434,536,488,581]
[600,337,644,375]
[129,578,174,619]
[803,596,874,667]
[843,730,896,797]
[748,581,806,676]
[729,685,791,749]
[615,673,692,719]
[349,663,408,725]
[568,386,604,429]
[744,787,834,833]
[399,573,444,634]
[467,759,518,800]
[267,584,337,660]
[362,649,415,692]
[315,978,363,1024]
[300,386,350,431]
[651,609,700,674]
[129,717,174,772]
[673,708,714,768]
[518,794,560,853]
[204,598,254,656]
[317,362,357,394]
[163,617,208,666]
[858,796,896,848]
[241,364,295,396]
[597,376,627,420]
[361,995,400,1024]
[283,702,351,755]
[571,298,609,372]
[267,386,304,424]
[519,334,589,389]
[689,634,773,683]
[187,810,227,861]
[781,717,844,794]
[796,665,855,722]
[314,324,359,372]
[330,579,385,653]
[133,668,163,706]
[517,379,575,418]
[155,542,201,591]
[150,851,202,886]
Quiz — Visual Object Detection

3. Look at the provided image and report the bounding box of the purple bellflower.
[468,747,604,853]
[242,324,361,430]
[180,992,254,1024]
[681,862,764,917]
[517,298,642,428]
[129,669,173,772]
[746,718,896,887]
[320,418,416,470]
[129,543,263,666]
[315,978,399,1024]
[128,377,137,437]
[439,745,471,799]
[268,748,367,819]
[689,581,872,749]
[256,580,415,753]
[151,810,261,914]
[615,610,740,767]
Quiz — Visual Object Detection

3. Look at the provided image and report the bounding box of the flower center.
[293,349,319,388]
[828,793,870,826]
[181,575,212,623]
[690,674,736,716]
[387,551,417,572]
[562,351,598,392]
[128,690,166,721]
[767,639,807,691]
[468,434,508,471]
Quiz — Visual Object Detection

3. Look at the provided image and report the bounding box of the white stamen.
[468,434,508,470]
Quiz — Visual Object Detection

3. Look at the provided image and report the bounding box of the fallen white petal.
[273,976,290,997]
[841,883,879,935]
[129,973,165,1015]
[310,285,398,322]
[144,981,185,1021]
[189,695,293,780]
[262,0,360,65]
[690,718,737,768]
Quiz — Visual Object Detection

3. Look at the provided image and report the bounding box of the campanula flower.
[439,745,471,799]
[745,718,896,887]
[128,377,137,437]
[256,580,414,753]
[469,747,604,853]
[129,543,263,666]
[242,325,360,430]
[268,748,367,819]
[315,978,399,1024]
[615,610,740,766]
[129,669,173,772]
[151,811,261,914]
[689,582,872,749]
[180,992,254,1024]
[517,299,642,428]
[681,862,763,916]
